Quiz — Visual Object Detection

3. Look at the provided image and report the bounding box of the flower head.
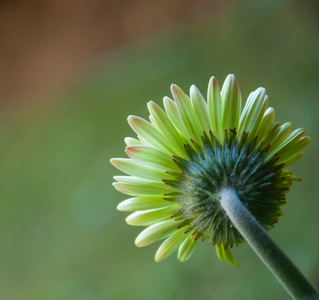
[111,74,310,266]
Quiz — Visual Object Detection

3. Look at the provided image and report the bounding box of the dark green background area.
[1,1,319,299]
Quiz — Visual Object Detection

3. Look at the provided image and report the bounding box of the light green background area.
[1,1,319,299]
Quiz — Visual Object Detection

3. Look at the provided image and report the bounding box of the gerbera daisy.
[111,74,310,266]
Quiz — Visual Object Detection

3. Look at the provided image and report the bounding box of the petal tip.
[147,100,155,108]
[154,255,162,263]
[125,146,137,157]
[135,237,144,247]
[125,214,134,225]
[116,202,125,211]
[171,83,182,95]
[110,158,118,167]
[226,73,236,81]
[208,76,220,90]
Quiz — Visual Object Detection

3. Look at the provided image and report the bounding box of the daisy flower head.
[111,74,310,266]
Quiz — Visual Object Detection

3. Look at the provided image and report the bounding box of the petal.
[171,84,203,144]
[207,76,223,143]
[215,244,238,267]
[125,145,180,171]
[254,107,275,144]
[126,205,180,226]
[216,244,225,260]
[276,137,311,165]
[190,85,211,134]
[155,229,189,262]
[113,176,176,196]
[240,90,257,120]
[221,74,242,132]
[178,233,199,262]
[135,219,181,247]
[224,247,238,267]
[281,153,303,168]
[124,137,143,146]
[267,122,292,157]
[128,115,175,155]
[249,93,268,138]
[147,101,189,157]
[117,196,174,211]
[238,88,268,138]
[271,128,305,155]
[261,121,280,149]
[163,97,191,141]
[110,158,171,181]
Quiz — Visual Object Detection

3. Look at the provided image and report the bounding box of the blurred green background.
[1,0,319,299]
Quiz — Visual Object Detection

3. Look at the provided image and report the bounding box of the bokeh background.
[1,0,319,299]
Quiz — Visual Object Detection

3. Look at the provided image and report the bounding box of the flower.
[111,74,310,266]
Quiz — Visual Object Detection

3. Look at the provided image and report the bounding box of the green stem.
[220,188,319,300]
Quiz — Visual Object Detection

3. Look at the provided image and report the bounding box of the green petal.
[261,121,280,149]
[280,170,303,184]
[270,128,305,156]
[163,97,191,141]
[221,74,242,132]
[178,233,199,262]
[276,179,293,190]
[110,158,171,181]
[117,196,174,211]
[254,107,275,144]
[171,84,203,144]
[267,122,292,157]
[287,173,302,182]
[126,205,180,226]
[239,90,256,121]
[207,76,223,143]
[113,176,176,196]
[128,115,175,155]
[224,247,238,267]
[147,101,189,157]
[125,145,180,171]
[281,153,303,168]
[135,219,181,247]
[238,88,268,138]
[155,229,189,262]
[248,95,269,140]
[124,137,143,146]
[190,85,211,134]
[276,137,311,165]
[216,244,238,267]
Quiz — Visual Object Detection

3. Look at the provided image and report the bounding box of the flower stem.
[220,188,319,300]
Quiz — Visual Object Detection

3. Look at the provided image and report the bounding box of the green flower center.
[165,130,287,248]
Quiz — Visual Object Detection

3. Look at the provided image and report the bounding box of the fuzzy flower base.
[111,74,310,266]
